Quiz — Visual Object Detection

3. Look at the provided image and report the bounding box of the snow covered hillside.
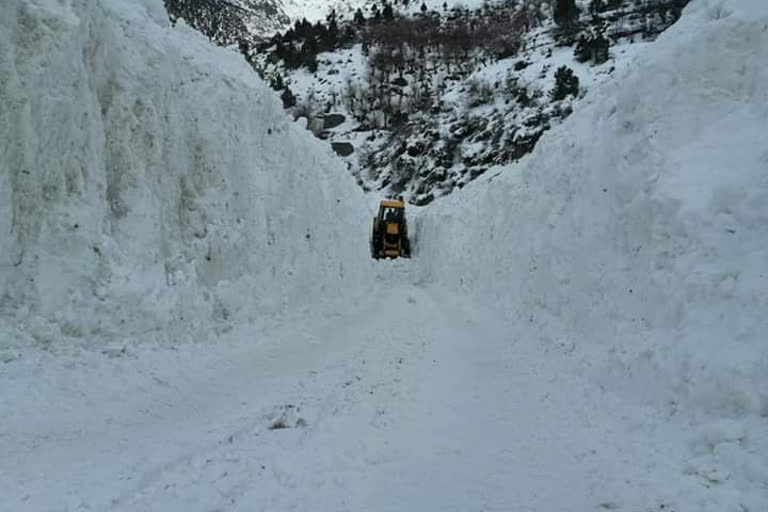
[0,0,370,352]
[418,0,768,507]
[164,0,291,42]
[280,0,488,24]
[257,0,689,204]
[162,0,495,43]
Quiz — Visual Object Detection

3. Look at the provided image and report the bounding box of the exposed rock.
[331,142,354,157]
[322,113,346,130]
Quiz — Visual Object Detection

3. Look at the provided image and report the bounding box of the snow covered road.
[1,275,671,512]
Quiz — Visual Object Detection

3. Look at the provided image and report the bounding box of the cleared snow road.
[2,278,662,512]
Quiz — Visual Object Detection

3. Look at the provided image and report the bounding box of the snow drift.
[418,0,768,508]
[0,0,369,349]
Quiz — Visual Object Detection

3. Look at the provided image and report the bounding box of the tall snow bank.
[418,0,768,508]
[0,0,369,348]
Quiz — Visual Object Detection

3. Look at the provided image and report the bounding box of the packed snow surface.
[1,0,767,511]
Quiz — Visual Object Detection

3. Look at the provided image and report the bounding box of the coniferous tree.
[324,10,339,49]
[281,87,297,108]
[343,25,355,44]
[382,2,395,20]
[574,33,609,64]
[550,66,579,100]
[593,33,609,63]
[300,36,319,72]
[293,19,304,37]
[354,8,366,25]
[274,39,285,58]
[314,21,327,41]
[270,73,285,90]
[420,2,428,14]
[238,39,249,59]
[553,0,579,27]
[574,35,591,62]
[589,0,604,18]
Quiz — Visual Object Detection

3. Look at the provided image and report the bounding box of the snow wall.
[419,0,768,500]
[0,0,370,348]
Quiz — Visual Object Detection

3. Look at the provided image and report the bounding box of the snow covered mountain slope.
[164,0,291,42]
[416,0,768,507]
[260,0,688,205]
[279,0,487,24]
[0,0,370,351]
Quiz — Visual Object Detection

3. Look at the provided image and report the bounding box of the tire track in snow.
[104,283,436,511]
[4,278,670,511]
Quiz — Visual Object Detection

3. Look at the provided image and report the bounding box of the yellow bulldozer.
[371,197,411,259]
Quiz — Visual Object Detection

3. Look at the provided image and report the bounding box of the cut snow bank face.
[418,0,768,504]
[0,0,369,349]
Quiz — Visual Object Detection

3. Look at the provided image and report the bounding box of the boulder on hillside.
[331,142,354,157]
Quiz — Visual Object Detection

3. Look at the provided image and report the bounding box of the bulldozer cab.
[381,205,403,223]
[371,198,411,259]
